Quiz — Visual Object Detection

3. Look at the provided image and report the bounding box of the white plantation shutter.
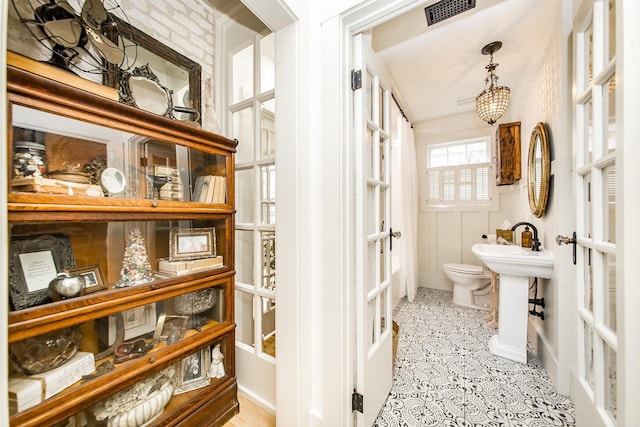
[424,137,495,210]
[427,170,440,200]
[425,163,492,206]
[443,170,456,201]
[459,168,472,201]
[475,166,489,200]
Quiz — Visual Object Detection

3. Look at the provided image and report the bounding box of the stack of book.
[158,256,224,277]
[11,176,104,197]
[9,351,95,414]
[153,166,184,201]
[8,377,41,414]
[192,175,227,203]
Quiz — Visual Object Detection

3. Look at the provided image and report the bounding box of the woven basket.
[391,321,400,364]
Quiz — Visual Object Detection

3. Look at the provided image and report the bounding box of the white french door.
[229,32,277,409]
[572,1,620,424]
[352,33,393,426]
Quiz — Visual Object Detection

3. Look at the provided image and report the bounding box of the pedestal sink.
[471,243,554,363]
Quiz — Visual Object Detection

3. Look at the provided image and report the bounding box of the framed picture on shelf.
[66,264,107,294]
[9,234,76,310]
[100,303,158,348]
[173,348,210,395]
[169,227,216,261]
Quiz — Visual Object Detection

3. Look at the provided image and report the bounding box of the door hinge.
[351,69,362,90]
[352,390,363,413]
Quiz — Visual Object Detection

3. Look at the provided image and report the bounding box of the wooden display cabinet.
[495,121,521,186]
[5,66,238,426]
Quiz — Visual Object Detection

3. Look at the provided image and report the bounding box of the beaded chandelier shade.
[475,41,510,125]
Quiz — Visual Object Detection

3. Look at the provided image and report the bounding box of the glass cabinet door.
[10,104,231,205]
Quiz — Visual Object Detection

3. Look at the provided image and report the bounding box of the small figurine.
[150,174,173,200]
[209,344,225,379]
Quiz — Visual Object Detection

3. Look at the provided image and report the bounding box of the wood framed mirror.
[528,122,551,217]
[105,17,201,123]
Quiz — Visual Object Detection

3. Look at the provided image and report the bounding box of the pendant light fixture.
[475,41,510,125]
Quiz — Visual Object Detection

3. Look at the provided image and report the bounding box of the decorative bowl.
[9,325,82,374]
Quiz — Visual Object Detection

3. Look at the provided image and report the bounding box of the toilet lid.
[443,263,487,275]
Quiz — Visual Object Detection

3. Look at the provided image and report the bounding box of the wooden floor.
[224,392,276,427]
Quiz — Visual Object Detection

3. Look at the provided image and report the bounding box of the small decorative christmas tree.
[116,228,153,287]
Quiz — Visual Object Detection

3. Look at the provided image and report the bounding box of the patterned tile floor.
[375,288,575,426]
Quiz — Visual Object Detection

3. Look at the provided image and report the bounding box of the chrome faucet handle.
[555,234,576,245]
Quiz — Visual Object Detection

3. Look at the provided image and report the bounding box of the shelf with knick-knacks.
[6,66,238,426]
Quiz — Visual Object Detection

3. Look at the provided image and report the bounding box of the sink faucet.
[511,222,542,251]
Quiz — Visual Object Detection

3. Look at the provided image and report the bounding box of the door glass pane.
[235,168,255,223]
[367,241,376,293]
[608,0,616,61]
[584,173,592,238]
[586,22,593,87]
[233,108,254,164]
[236,230,254,285]
[378,86,384,129]
[380,237,387,285]
[604,343,617,421]
[260,34,275,93]
[604,252,616,332]
[584,322,594,390]
[367,71,373,121]
[261,231,276,290]
[232,45,254,103]
[586,98,593,164]
[368,298,376,348]
[380,187,387,233]
[260,99,276,158]
[584,247,593,313]
[261,296,276,357]
[604,165,616,243]
[606,77,616,153]
[260,165,276,224]
[236,290,255,346]
[366,184,375,235]
[379,139,386,182]
[366,128,374,179]
[380,287,387,335]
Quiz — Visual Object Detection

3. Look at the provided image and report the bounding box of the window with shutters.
[424,137,497,211]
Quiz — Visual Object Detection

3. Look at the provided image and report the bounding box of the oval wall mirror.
[528,122,551,217]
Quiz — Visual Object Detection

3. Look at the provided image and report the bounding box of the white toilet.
[442,263,492,310]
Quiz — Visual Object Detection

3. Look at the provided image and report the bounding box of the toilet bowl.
[442,263,492,310]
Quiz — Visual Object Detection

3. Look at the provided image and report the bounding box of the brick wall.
[117,0,220,132]
[7,0,220,132]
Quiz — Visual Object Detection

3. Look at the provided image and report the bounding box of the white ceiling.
[371,0,558,124]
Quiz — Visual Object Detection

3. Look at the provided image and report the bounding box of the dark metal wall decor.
[10,0,131,75]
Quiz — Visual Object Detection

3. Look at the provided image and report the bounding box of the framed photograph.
[173,348,210,395]
[99,303,158,348]
[169,227,216,261]
[153,313,189,342]
[66,264,107,294]
[9,234,77,310]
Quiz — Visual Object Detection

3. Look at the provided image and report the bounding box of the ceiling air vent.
[424,0,476,26]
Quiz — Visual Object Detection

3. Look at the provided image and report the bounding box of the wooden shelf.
[6,64,238,425]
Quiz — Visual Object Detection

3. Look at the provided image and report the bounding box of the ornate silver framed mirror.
[528,122,551,217]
